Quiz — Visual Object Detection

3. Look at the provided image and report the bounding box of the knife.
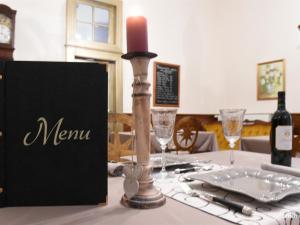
[174,167,200,174]
[174,164,215,174]
[180,183,253,216]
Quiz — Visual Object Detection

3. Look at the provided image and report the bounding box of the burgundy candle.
[126,16,148,52]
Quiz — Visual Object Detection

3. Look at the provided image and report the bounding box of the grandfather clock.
[0,4,16,60]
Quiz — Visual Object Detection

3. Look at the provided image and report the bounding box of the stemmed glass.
[151,108,177,178]
[220,109,246,165]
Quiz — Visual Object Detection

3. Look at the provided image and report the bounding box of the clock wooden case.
[0,4,16,60]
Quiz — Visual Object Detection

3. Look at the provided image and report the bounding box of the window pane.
[94,26,109,43]
[76,22,93,41]
[76,4,92,23]
[94,7,109,25]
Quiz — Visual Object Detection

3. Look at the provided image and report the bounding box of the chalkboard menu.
[153,62,180,107]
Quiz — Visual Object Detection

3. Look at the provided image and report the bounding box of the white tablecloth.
[2,151,300,225]
[185,131,219,153]
[241,136,271,154]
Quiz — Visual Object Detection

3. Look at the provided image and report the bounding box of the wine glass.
[220,109,246,165]
[151,108,177,178]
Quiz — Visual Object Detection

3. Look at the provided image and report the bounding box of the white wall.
[122,0,224,114]
[122,0,300,114]
[214,0,300,114]
[1,0,66,61]
[3,0,300,114]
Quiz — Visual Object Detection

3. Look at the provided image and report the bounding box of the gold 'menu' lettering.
[79,130,91,140]
[23,117,91,146]
[68,130,79,139]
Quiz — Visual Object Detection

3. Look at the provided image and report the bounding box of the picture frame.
[257,59,285,100]
[153,61,180,107]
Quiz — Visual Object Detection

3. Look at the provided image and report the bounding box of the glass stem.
[161,144,167,174]
[229,141,235,165]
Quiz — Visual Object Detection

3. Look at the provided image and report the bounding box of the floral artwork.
[257,59,285,100]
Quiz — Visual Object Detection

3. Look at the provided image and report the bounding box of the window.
[75,3,112,43]
[66,0,123,113]
[67,0,122,52]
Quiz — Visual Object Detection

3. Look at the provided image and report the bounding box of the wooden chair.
[173,116,206,153]
[108,113,134,162]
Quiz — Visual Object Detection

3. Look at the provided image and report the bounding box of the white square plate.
[189,167,300,202]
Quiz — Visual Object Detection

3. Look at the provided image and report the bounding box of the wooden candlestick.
[121,52,166,209]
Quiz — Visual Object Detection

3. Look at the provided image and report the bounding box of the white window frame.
[66,0,122,53]
[66,0,123,113]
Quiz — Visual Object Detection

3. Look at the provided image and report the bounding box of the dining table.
[176,131,219,153]
[113,131,218,153]
[1,151,300,225]
[240,136,271,154]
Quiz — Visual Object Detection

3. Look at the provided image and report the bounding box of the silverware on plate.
[174,164,214,174]
[174,167,200,174]
[180,183,253,216]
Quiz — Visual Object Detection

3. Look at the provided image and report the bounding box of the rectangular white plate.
[188,167,300,202]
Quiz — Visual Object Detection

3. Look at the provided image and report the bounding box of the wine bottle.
[270,91,293,167]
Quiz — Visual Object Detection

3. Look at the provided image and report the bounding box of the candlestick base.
[121,165,166,209]
[121,192,166,209]
[121,51,157,60]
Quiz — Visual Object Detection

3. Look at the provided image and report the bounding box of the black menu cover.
[0,61,107,207]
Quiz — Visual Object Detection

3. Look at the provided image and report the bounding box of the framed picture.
[153,62,180,107]
[257,59,285,100]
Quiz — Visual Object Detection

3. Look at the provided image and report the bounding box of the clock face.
[0,14,12,44]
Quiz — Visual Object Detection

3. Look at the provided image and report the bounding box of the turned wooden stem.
[121,56,165,209]
[131,57,155,195]
[130,57,151,164]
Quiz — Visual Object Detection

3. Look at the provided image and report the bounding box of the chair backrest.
[204,121,271,150]
[108,113,134,162]
[173,116,206,153]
